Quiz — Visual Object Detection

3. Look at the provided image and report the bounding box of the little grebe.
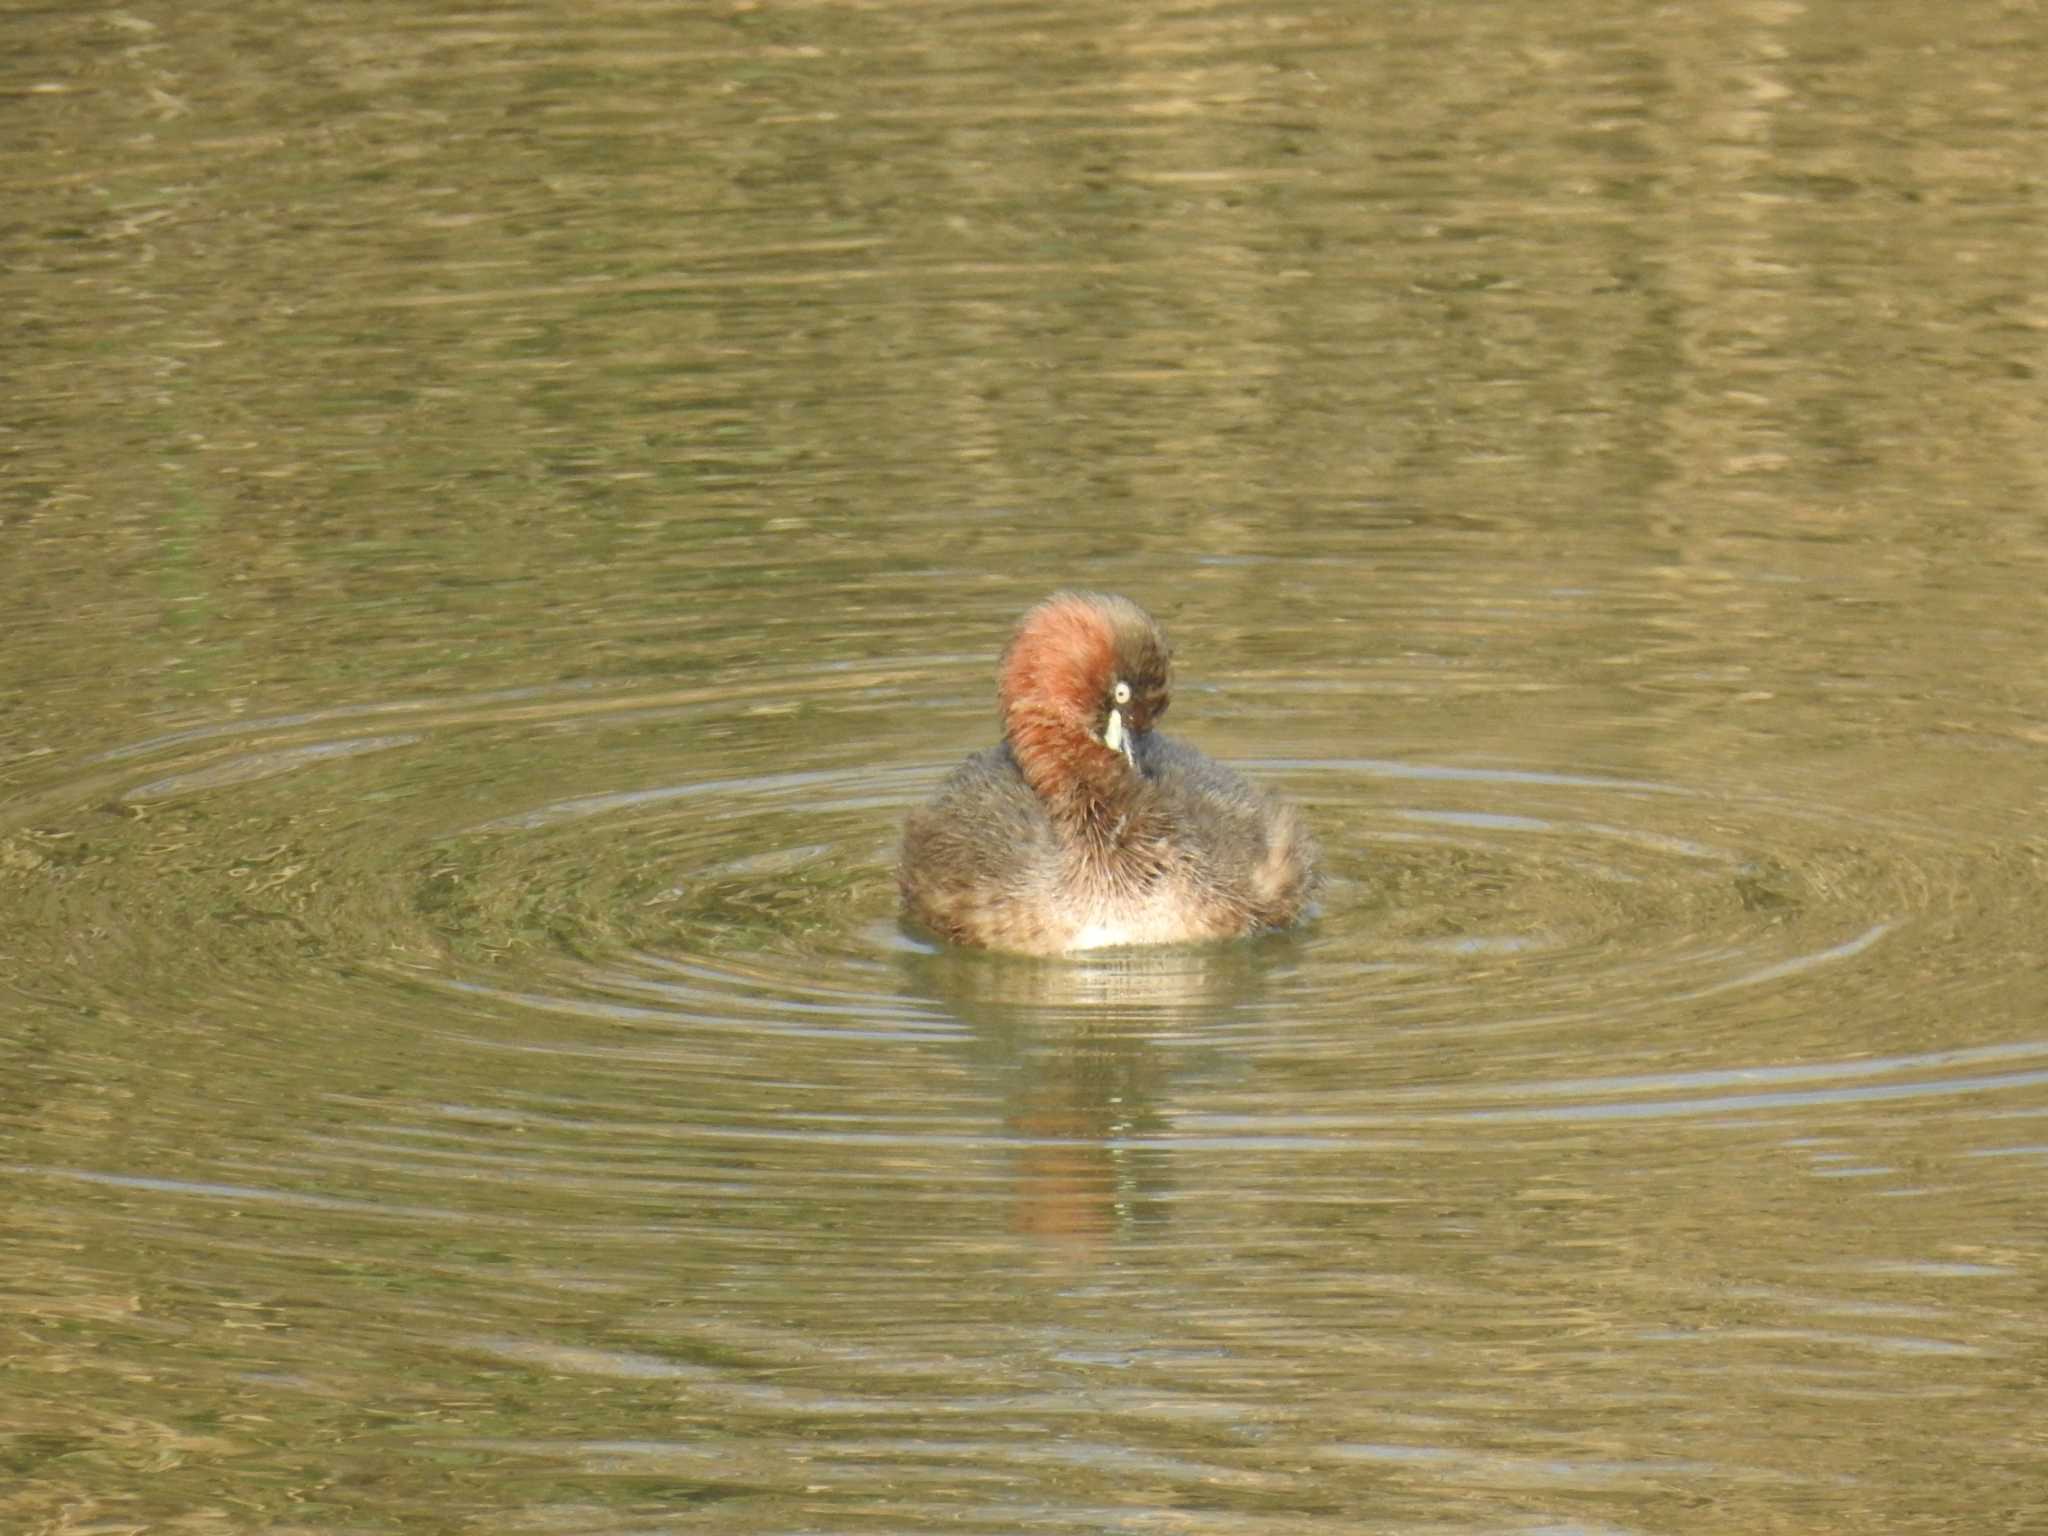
[899,592,1320,954]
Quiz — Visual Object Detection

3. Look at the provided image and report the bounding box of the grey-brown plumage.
[899,592,1320,955]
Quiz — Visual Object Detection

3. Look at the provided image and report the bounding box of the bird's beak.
[1102,707,1135,767]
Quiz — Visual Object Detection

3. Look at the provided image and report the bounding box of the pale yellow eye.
[1112,681,1132,705]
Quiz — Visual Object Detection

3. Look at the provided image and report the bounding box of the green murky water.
[6,2,2048,1530]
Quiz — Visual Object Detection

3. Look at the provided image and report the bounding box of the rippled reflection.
[9,0,2048,1530]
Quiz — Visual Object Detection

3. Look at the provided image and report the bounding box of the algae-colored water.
[6,3,2048,1530]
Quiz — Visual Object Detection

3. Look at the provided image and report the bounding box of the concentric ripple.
[7,654,2047,1535]
[1,662,2015,1125]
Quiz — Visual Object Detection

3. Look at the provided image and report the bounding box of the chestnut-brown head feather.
[997,592,1171,817]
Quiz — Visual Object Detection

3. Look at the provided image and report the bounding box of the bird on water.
[899,591,1320,955]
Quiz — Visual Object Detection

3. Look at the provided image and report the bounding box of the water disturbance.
[7,1,2048,1531]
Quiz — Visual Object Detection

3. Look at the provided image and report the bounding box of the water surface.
[6,1,2048,1531]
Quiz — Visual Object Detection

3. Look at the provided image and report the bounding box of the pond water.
[6,1,2048,1531]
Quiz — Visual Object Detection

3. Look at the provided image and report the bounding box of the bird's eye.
[1112,680,1132,705]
